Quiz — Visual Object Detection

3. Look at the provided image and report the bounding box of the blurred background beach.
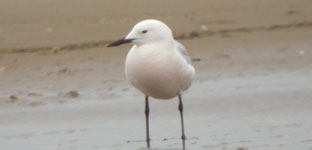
[0,0,312,149]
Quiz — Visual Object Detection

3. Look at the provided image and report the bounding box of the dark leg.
[178,94,186,149]
[145,96,151,148]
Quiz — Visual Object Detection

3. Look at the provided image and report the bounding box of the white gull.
[108,19,195,149]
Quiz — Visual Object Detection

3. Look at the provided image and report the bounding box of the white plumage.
[124,19,195,99]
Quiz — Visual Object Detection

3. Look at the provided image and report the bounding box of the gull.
[107,19,195,149]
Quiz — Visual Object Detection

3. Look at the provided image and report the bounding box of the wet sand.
[1,0,312,150]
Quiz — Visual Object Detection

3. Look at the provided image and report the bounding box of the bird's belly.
[126,54,189,99]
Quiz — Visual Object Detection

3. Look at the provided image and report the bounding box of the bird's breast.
[125,46,192,99]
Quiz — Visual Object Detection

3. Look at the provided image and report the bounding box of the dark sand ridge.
[0,0,311,49]
[1,21,312,53]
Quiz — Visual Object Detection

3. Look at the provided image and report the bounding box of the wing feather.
[174,40,192,64]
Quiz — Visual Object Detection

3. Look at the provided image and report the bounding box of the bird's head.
[108,19,173,47]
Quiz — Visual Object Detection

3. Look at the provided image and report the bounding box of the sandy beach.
[1,0,312,149]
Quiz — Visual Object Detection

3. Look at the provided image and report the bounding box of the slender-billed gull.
[108,19,195,149]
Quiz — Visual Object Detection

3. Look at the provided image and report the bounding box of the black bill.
[107,38,133,47]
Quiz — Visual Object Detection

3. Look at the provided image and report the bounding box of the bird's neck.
[135,39,174,49]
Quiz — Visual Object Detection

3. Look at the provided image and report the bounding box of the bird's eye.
[142,30,148,34]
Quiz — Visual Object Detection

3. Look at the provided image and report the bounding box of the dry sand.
[0,0,312,150]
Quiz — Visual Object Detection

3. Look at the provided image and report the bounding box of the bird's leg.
[145,96,151,148]
[178,94,186,149]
